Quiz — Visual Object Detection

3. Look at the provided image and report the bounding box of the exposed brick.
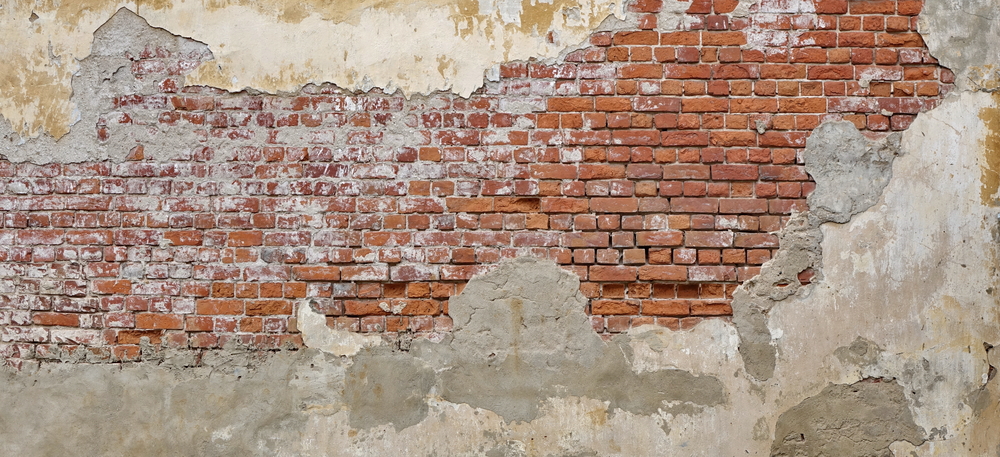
[0,0,952,362]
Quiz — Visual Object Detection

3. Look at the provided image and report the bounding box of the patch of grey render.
[0,8,213,163]
[342,346,437,431]
[833,337,884,368]
[732,121,902,381]
[435,257,726,423]
[0,347,345,457]
[770,378,926,457]
[920,0,1000,91]
[804,122,902,224]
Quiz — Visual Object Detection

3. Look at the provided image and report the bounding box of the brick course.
[0,0,950,366]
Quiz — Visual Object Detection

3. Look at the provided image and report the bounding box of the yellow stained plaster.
[980,92,1000,205]
[1,0,623,139]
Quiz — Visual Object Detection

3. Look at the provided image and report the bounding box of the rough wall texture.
[2,0,1000,455]
[0,0,953,364]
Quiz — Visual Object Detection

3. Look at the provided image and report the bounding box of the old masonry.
[2,0,1000,455]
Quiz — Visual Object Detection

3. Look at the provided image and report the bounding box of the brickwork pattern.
[0,0,951,366]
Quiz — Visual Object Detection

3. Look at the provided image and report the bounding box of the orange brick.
[136,313,184,330]
[246,300,293,316]
[292,266,341,281]
[196,299,244,315]
[32,312,80,327]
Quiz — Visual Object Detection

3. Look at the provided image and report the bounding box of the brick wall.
[0,0,950,367]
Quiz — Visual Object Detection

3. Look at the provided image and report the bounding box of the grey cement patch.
[771,378,925,457]
[921,0,1000,91]
[0,349,319,457]
[834,337,883,368]
[731,121,902,381]
[437,257,726,423]
[343,346,436,431]
[804,121,902,225]
[732,213,821,381]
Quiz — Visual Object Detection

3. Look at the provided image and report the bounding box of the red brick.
[760,64,807,79]
[663,64,712,79]
[662,131,710,146]
[712,164,759,180]
[636,231,684,246]
[32,313,80,327]
[633,97,681,112]
[670,198,719,213]
[548,97,594,112]
[619,64,663,79]
[701,31,746,46]
[850,0,895,14]
[719,199,769,214]
[164,230,203,246]
[612,130,661,146]
[446,198,494,213]
[562,232,610,247]
[807,65,854,80]
[196,299,244,315]
[227,231,263,246]
[292,266,341,281]
[246,300,293,316]
[92,280,131,295]
[542,198,589,213]
[691,301,734,316]
[734,233,780,248]
[712,64,760,79]
[638,266,688,281]
[688,266,738,281]
[591,198,639,213]
[590,265,638,281]
[875,33,924,48]
[685,231,734,247]
[709,131,758,147]
[814,0,847,13]
[613,31,659,45]
[643,299,690,316]
[136,314,184,330]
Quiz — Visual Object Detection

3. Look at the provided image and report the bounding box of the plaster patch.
[297,301,382,357]
[771,378,925,457]
[731,121,903,381]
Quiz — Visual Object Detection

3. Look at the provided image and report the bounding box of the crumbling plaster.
[2,0,1000,456]
[0,0,625,141]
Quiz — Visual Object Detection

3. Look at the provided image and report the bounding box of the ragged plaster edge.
[732,121,903,381]
[0,0,632,141]
[298,301,383,357]
[0,8,214,164]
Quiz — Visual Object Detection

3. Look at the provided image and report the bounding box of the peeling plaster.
[0,0,625,140]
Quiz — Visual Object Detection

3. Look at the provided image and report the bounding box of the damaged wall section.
[5,0,1000,455]
[0,0,952,369]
